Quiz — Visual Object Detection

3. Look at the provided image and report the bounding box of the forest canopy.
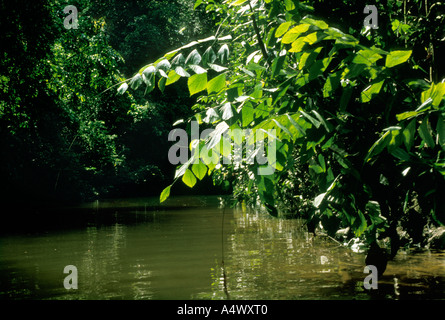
[0,0,214,204]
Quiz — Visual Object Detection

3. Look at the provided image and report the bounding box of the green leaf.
[188,73,208,96]
[202,46,217,65]
[189,64,207,74]
[242,105,255,127]
[352,49,383,66]
[158,77,167,92]
[281,24,311,44]
[192,162,207,180]
[230,0,248,6]
[361,80,385,103]
[310,164,324,174]
[185,49,202,66]
[301,17,329,30]
[402,119,416,151]
[194,0,203,9]
[156,59,171,72]
[175,66,191,78]
[418,118,435,148]
[318,154,326,172]
[323,73,340,98]
[300,110,320,128]
[284,0,295,11]
[299,47,322,70]
[275,21,293,38]
[437,115,445,150]
[160,185,171,203]
[385,50,412,68]
[129,74,143,90]
[391,147,411,161]
[365,131,391,162]
[271,54,286,78]
[207,63,228,72]
[311,110,331,132]
[217,44,230,64]
[314,192,327,208]
[165,70,181,86]
[220,102,233,120]
[207,73,226,94]
[142,66,156,85]
[117,83,128,95]
[182,169,197,188]
[171,53,185,66]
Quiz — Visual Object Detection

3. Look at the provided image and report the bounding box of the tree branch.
[249,1,268,61]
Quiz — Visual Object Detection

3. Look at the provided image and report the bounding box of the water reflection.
[202,207,445,300]
[0,197,444,300]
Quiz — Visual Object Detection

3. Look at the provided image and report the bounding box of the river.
[0,196,444,300]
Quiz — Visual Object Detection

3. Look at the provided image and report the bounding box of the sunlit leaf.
[207,73,226,94]
[385,50,412,68]
[182,169,197,188]
[188,73,208,96]
[117,83,128,95]
[160,185,171,203]
[275,21,294,38]
[192,162,207,180]
[361,80,385,103]
[185,49,202,66]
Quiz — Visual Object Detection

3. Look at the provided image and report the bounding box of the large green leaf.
[207,73,226,94]
[188,73,208,96]
[275,21,294,38]
[385,50,412,68]
[165,70,181,86]
[192,162,207,180]
[156,59,171,72]
[361,80,385,103]
[185,49,202,66]
[281,24,311,44]
[189,64,207,75]
[352,49,383,66]
[182,169,197,188]
[175,66,190,78]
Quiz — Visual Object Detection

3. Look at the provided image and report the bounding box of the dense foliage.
[0,0,210,204]
[119,0,445,256]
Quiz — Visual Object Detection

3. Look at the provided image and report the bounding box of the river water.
[0,196,444,300]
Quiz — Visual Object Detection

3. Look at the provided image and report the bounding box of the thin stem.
[249,1,268,61]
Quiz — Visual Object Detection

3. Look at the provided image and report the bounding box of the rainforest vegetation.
[1,0,445,256]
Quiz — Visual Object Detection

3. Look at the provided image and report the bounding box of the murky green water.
[1,196,444,300]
